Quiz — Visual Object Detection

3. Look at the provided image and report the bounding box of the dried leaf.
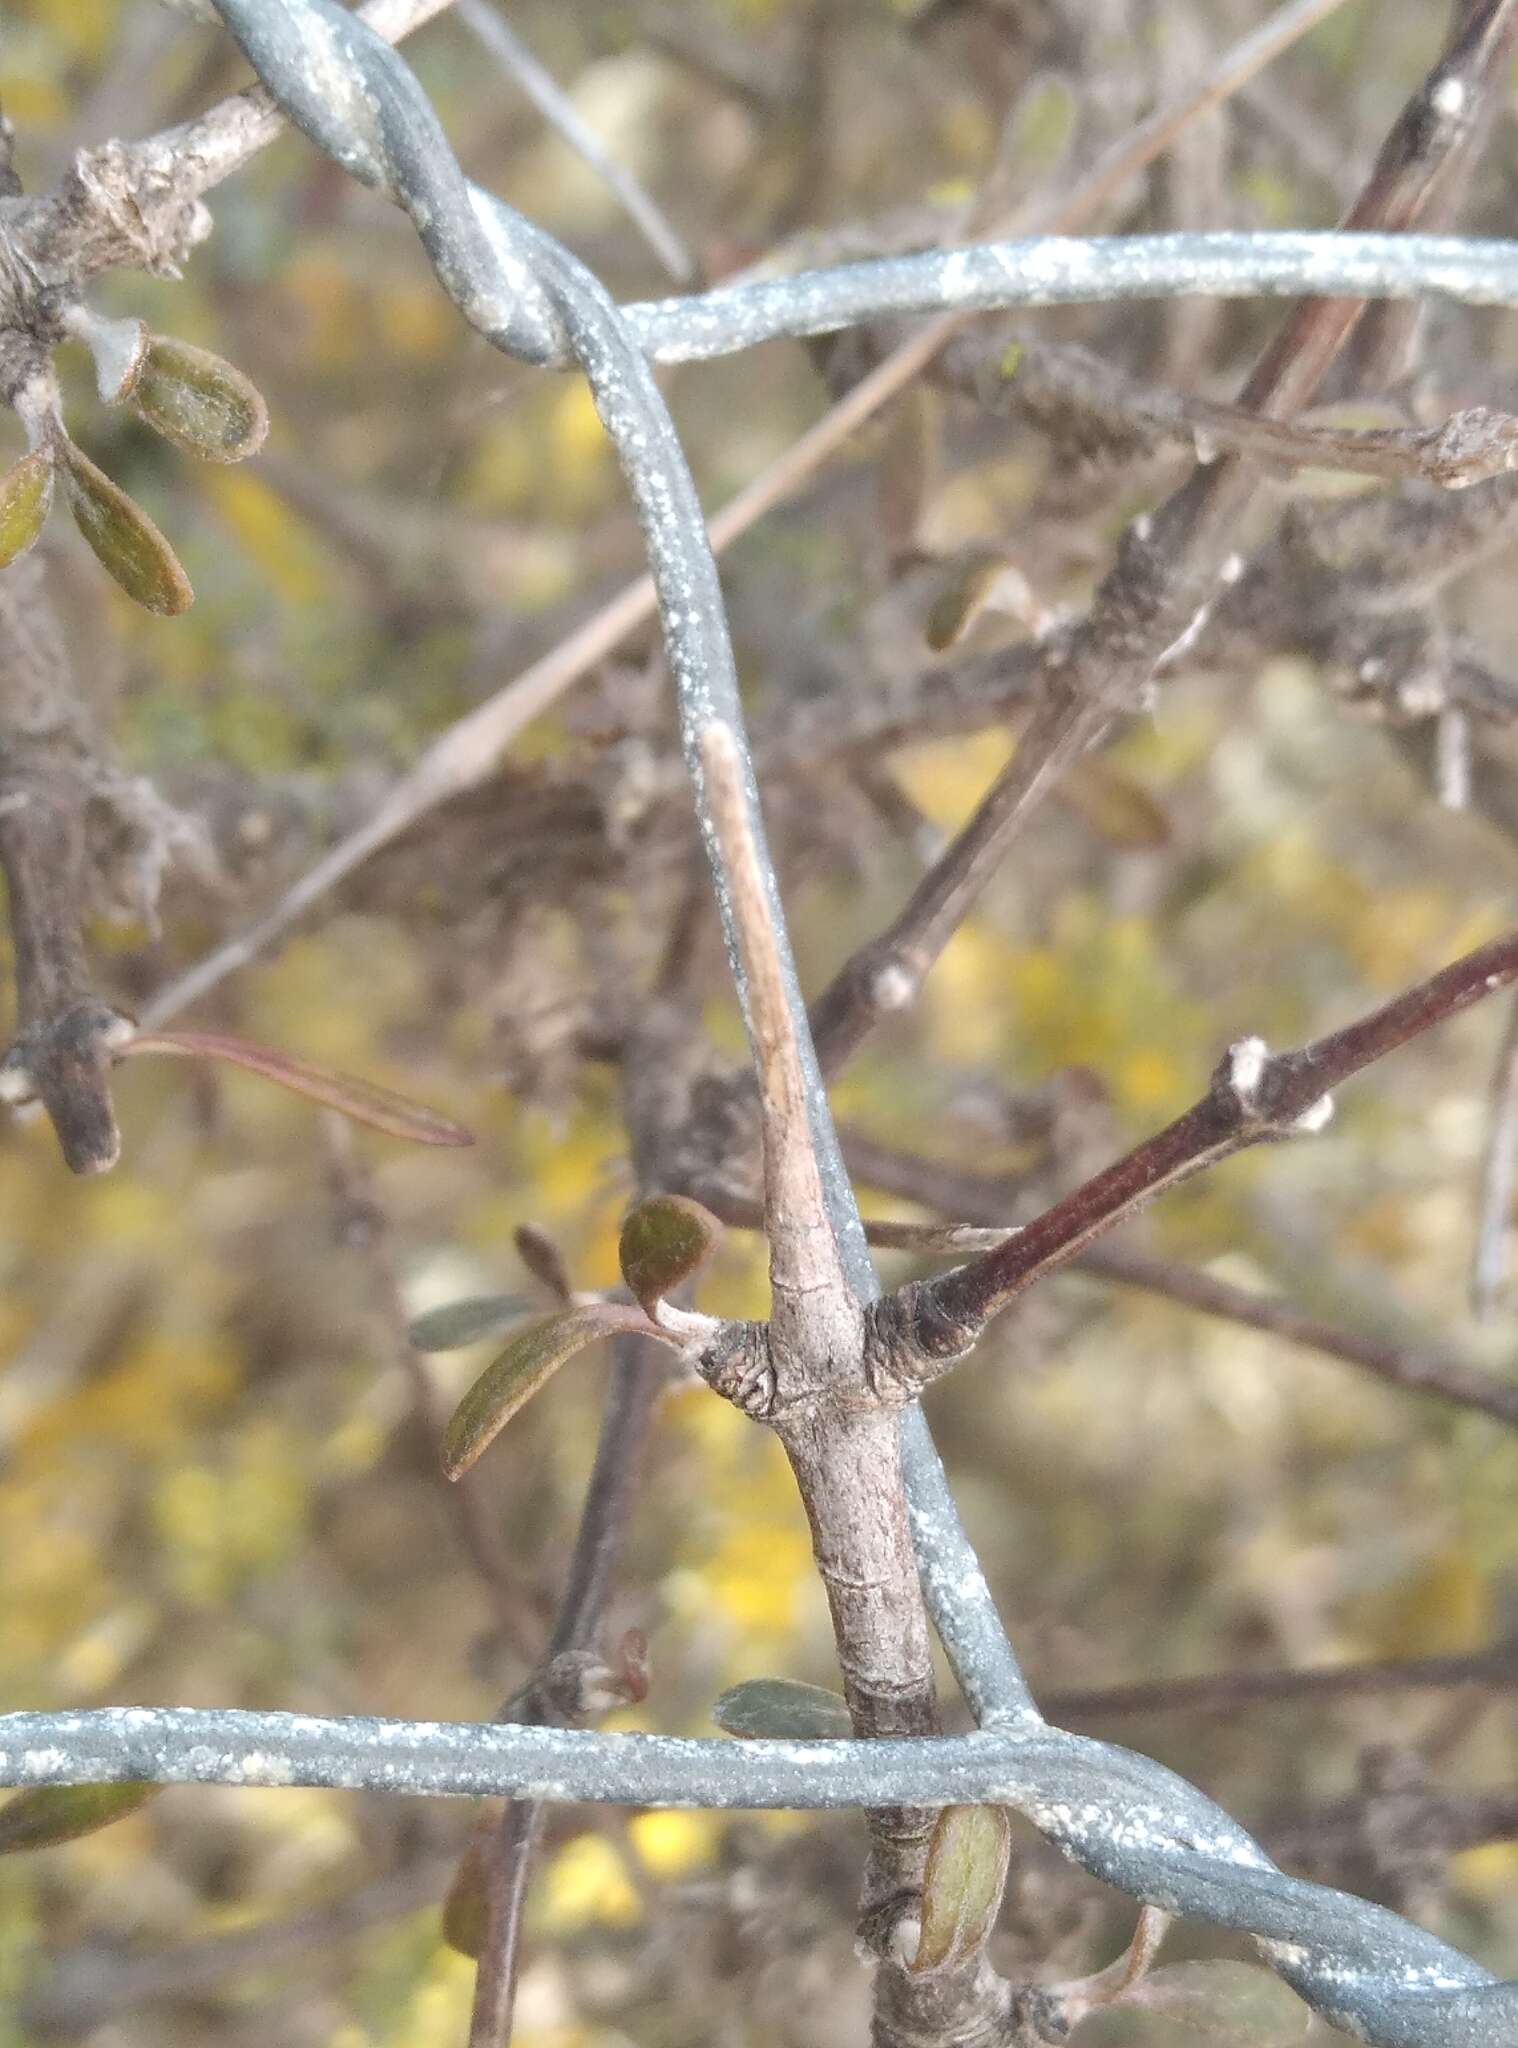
[923,552,1047,652]
[618,1193,722,1317]
[712,1678,853,1741]
[59,440,192,615]
[130,334,270,462]
[442,1834,489,1958]
[124,1031,472,1147]
[1121,1961,1310,2042]
[924,556,1009,652]
[408,1293,532,1352]
[0,1781,159,1854]
[911,1804,1011,1974]
[81,313,149,403]
[443,1304,656,1479]
[1057,757,1172,851]
[876,389,933,563]
[0,448,54,568]
[514,1221,574,1303]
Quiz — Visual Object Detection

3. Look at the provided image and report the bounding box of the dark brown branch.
[837,1124,1518,1428]
[897,926,1518,1357]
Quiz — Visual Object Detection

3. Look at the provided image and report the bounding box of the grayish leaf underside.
[6,4,1518,2041]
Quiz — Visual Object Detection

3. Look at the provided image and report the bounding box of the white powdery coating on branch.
[1227,1034,1270,1109]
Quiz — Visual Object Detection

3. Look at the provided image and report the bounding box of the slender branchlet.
[891,929,1518,1369]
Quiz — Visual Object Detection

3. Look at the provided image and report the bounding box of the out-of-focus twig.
[1472,987,1518,1318]
[454,0,692,282]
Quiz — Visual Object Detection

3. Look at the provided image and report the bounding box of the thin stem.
[912,928,1518,1349]
[1042,1643,1518,1723]
[1472,987,1518,1317]
[464,1335,663,2047]
[466,1803,543,2048]
[453,0,692,282]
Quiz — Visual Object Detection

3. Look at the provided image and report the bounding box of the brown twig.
[1041,1641,1518,1723]
[1471,986,1518,1318]
[894,926,1518,1360]
[465,1331,664,2046]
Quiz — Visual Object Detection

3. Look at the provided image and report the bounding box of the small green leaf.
[0,1781,159,1854]
[618,1193,722,1316]
[129,334,270,462]
[408,1294,532,1352]
[911,1804,1011,1974]
[124,1031,473,1147]
[443,1304,657,1479]
[59,440,192,615]
[1120,1961,1310,2042]
[712,1678,853,1741]
[0,448,54,568]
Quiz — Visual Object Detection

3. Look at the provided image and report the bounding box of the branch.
[1042,1641,1518,1724]
[1471,987,1518,1316]
[0,0,459,340]
[938,328,1518,489]
[452,0,692,283]
[466,1334,662,2048]
[807,0,1518,1078]
[140,0,1369,1028]
[895,928,1518,1362]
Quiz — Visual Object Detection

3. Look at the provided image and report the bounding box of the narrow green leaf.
[124,1031,473,1148]
[0,1781,159,1854]
[130,334,270,462]
[0,448,54,568]
[408,1293,532,1352]
[443,1304,657,1479]
[1123,1961,1310,2042]
[618,1193,722,1316]
[59,440,192,615]
[712,1678,853,1741]
[911,1804,1011,1974]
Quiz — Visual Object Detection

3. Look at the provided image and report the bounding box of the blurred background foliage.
[3,0,1518,2041]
